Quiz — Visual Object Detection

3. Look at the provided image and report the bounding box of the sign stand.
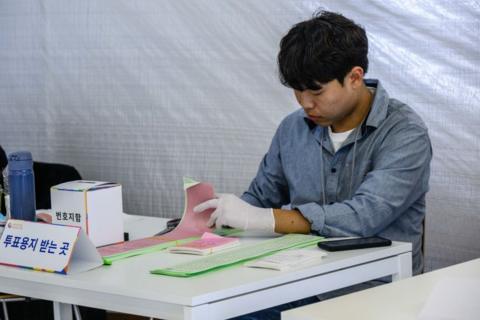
[0,219,103,274]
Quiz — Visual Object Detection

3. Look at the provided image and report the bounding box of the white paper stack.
[244,249,327,271]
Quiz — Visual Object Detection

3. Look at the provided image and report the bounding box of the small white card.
[244,249,327,271]
[0,219,103,274]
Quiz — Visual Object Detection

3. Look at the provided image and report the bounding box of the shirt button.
[331,168,337,173]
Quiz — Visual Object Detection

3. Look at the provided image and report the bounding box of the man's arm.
[273,209,311,234]
[194,195,312,233]
[241,120,291,208]
[296,125,432,237]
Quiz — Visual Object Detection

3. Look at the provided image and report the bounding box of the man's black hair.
[278,10,368,90]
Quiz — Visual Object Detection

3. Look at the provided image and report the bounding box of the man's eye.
[312,91,322,96]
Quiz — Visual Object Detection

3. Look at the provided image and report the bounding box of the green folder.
[151,234,323,277]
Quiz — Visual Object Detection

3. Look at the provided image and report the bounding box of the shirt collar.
[364,79,389,129]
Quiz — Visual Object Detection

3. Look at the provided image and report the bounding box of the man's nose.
[300,94,315,110]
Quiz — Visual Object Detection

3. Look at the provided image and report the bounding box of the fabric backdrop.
[1,0,479,271]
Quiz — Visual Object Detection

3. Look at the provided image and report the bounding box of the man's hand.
[193,193,274,232]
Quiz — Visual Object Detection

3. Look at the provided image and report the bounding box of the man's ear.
[347,66,365,89]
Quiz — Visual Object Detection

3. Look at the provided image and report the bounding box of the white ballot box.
[51,180,124,247]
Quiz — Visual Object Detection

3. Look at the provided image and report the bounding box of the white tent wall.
[1,1,479,271]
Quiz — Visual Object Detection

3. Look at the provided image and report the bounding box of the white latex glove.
[193,193,275,232]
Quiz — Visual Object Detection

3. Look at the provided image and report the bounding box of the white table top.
[282,258,480,320]
[0,214,413,319]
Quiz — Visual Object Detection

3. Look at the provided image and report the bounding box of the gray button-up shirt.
[242,79,432,275]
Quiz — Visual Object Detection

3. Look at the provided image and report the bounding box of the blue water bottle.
[8,151,36,221]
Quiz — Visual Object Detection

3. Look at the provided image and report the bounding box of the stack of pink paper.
[168,232,239,255]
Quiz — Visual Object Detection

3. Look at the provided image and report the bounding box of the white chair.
[0,294,26,320]
[0,295,82,320]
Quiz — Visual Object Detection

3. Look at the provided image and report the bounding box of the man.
[195,9,431,311]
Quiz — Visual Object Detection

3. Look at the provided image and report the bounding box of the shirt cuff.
[294,202,326,235]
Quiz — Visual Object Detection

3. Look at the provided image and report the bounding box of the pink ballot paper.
[98,177,217,263]
[168,232,240,255]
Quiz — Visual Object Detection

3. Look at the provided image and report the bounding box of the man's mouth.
[308,115,323,120]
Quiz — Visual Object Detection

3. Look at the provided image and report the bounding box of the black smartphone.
[317,236,391,251]
[166,218,181,229]
[154,218,182,236]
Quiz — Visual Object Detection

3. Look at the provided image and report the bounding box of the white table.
[0,215,412,320]
[282,258,480,320]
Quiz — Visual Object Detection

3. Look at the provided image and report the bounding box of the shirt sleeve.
[241,124,290,208]
[295,124,432,237]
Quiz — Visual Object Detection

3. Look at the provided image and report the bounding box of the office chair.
[0,147,82,209]
[33,161,81,209]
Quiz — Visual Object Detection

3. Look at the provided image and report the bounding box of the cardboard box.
[51,180,124,247]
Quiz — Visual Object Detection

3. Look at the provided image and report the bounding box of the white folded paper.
[244,249,327,271]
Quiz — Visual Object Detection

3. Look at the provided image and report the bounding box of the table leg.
[53,301,73,320]
[392,252,412,281]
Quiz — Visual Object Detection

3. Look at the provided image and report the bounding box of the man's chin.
[307,115,331,127]
[312,119,331,127]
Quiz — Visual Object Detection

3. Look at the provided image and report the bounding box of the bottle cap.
[8,151,33,171]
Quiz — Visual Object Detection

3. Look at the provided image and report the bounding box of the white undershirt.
[328,126,354,153]
[328,87,376,153]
